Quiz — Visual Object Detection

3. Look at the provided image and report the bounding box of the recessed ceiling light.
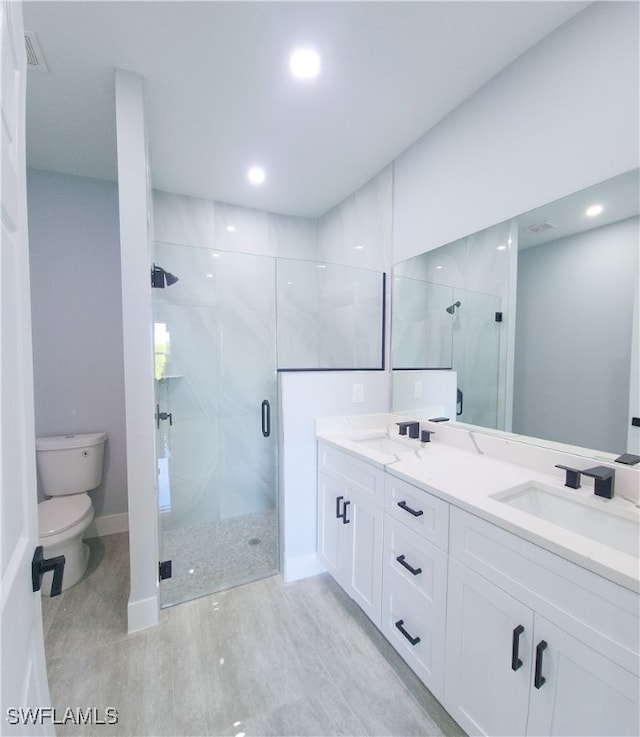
[248,166,265,185]
[226,225,236,232]
[497,245,507,251]
[586,204,603,217]
[435,265,443,270]
[289,47,321,80]
[354,245,364,250]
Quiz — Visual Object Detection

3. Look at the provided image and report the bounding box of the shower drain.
[248,537,261,546]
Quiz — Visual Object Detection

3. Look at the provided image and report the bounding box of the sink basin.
[492,483,640,558]
[347,432,416,456]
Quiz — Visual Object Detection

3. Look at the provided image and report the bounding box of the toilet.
[36,431,107,595]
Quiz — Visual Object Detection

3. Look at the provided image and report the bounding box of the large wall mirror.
[392,168,639,457]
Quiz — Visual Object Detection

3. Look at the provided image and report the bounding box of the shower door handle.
[456,388,463,416]
[261,400,271,437]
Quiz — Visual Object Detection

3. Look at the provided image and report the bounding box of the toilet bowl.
[36,432,107,595]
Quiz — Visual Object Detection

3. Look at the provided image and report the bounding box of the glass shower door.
[153,243,278,607]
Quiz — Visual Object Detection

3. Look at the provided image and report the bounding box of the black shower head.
[151,264,179,288]
[445,300,461,314]
[164,271,179,287]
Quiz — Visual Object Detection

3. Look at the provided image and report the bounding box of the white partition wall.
[115,69,159,633]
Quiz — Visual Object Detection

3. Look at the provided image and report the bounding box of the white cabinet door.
[445,559,533,737]
[317,472,344,581]
[345,489,383,628]
[317,472,383,626]
[527,616,640,737]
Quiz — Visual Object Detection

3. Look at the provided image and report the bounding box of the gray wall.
[513,216,639,453]
[27,169,128,517]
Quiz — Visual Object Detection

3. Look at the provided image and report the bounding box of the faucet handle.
[581,466,615,499]
[555,464,582,489]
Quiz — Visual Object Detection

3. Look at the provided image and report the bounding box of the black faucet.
[555,464,582,489]
[581,466,615,499]
[396,421,419,439]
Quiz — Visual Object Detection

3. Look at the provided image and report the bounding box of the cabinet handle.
[395,619,421,646]
[335,495,344,520]
[396,554,422,576]
[397,500,424,517]
[534,640,548,689]
[342,500,351,524]
[511,625,524,671]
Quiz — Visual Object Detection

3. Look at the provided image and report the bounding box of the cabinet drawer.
[318,442,385,507]
[449,507,640,674]
[385,474,449,551]
[382,561,446,701]
[383,515,448,611]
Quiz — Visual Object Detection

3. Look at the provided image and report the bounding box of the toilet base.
[41,539,90,596]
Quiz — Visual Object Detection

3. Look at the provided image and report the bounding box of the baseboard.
[85,512,129,539]
[127,594,159,634]
[284,552,327,583]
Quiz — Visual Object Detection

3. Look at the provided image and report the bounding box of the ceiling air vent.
[25,31,49,73]
[526,221,556,234]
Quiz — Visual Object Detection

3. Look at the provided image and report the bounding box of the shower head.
[445,300,461,314]
[151,264,179,288]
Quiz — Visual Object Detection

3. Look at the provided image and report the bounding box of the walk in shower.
[153,240,386,607]
[153,243,279,607]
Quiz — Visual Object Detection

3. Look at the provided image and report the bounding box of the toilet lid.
[38,495,92,537]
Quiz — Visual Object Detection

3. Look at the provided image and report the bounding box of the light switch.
[352,384,364,403]
[414,381,423,398]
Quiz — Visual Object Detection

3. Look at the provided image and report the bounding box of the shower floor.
[159,508,278,607]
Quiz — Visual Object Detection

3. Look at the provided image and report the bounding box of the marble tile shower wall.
[276,259,384,369]
[151,168,392,531]
[152,162,393,272]
[152,164,394,372]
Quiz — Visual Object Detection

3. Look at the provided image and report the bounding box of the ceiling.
[518,168,640,249]
[23,1,590,218]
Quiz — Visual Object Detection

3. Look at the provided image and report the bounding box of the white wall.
[279,371,390,581]
[27,169,128,523]
[115,69,159,633]
[393,2,639,263]
[513,217,639,453]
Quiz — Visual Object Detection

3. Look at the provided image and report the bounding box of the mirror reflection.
[392,169,639,456]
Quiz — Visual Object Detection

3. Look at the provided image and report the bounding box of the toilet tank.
[36,432,107,496]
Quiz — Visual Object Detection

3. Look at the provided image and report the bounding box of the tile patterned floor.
[41,532,465,737]
[160,509,278,607]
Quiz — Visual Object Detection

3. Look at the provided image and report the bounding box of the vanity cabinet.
[317,443,384,627]
[445,508,640,737]
[316,441,639,737]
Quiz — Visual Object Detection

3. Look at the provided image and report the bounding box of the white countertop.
[317,415,640,593]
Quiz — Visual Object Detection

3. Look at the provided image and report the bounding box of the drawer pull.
[342,500,351,524]
[511,625,524,671]
[534,640,547,689]
[335,495,344,520]
[397,500,423,517]
[395,619,421,646]
[396,554,422,576]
